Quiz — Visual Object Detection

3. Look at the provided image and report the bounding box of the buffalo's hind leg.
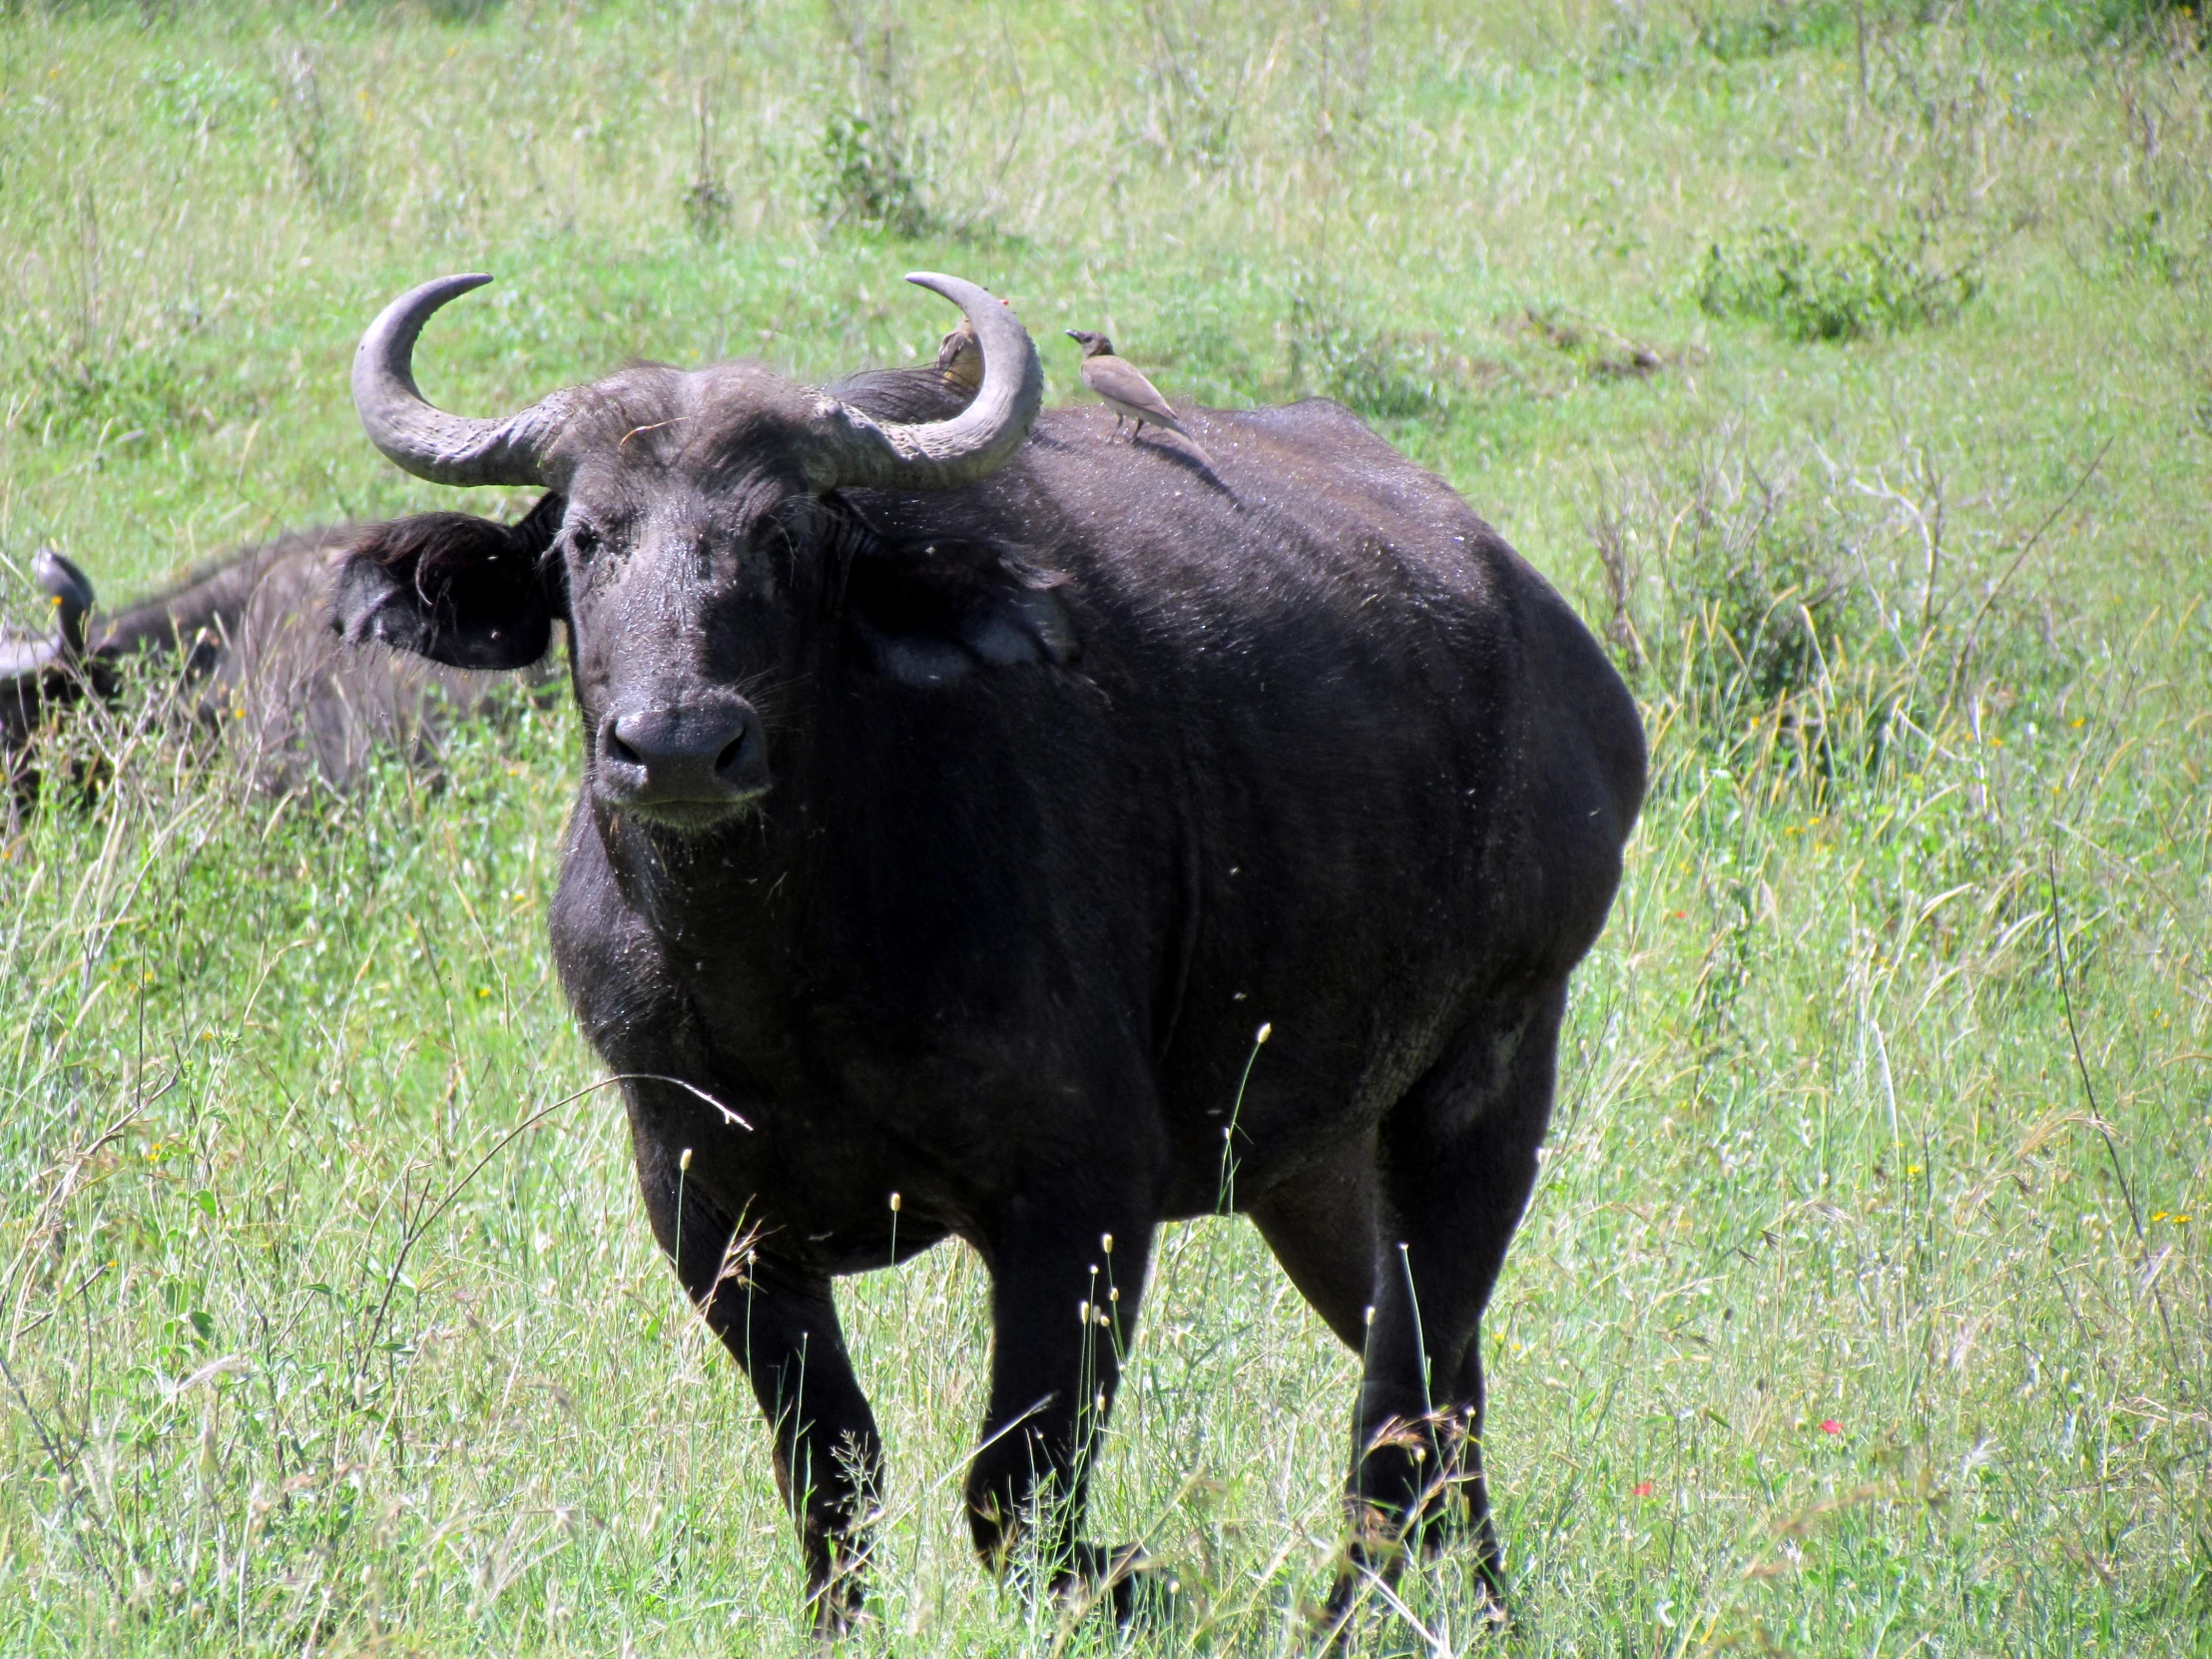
[1332,981,1569,1627]
[633,1135,882,1635]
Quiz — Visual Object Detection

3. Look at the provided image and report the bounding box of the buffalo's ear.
[331,496,565,672]
[844,543,1078,690]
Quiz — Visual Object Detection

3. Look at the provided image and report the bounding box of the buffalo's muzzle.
[597,697,769,824]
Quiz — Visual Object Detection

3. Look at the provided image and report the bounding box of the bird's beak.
[1064,330,1082,342]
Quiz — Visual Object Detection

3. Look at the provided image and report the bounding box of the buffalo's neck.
[556,783,820,1102]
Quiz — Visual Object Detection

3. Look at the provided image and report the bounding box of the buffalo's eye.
[567,519,602,557]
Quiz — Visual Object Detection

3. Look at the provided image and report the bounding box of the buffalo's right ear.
[331,495,565,672]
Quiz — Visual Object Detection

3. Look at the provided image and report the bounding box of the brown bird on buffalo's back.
[1065,329,1213,466]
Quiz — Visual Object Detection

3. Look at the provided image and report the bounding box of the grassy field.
[2,0,2209,1652]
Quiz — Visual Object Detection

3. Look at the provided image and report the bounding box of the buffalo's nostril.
[599,701,767,819]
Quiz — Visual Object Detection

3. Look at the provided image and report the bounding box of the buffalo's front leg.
[634,1137,882,1632]
[717,1257,881,1633]
[967,1190,1157,1616]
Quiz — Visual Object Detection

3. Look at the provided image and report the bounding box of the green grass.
[2,0,2209,1652]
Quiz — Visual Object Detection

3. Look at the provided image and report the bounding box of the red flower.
[1631,1480,1654,1496]
[1820,1419,1843,1435]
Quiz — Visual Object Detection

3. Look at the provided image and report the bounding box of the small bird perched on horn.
[938,292,1021,394]
[936,315,982,392]
[1065,330,1212,465]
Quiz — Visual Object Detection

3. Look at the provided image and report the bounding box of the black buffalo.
[331,272,1645,1631]
[1,525,539,821]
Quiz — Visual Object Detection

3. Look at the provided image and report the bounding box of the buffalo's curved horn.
[34,549,93,659]
[352,275,571,488]
[807,274,1042,492]
[0,549,95,680]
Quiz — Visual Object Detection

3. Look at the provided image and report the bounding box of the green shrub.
[1589,444,1940,795]
[2061,0,2210,45]
[1693,0,1857,63]
[683,172,734,242]
[683,93,734,243]
[11,342,230,444]
[139,60,265,136]
[812,109,930,236]
[1143,311,1267,406]
[1657,471,1883,705]
[1697,225,1984,342]
[1283,282,1452,420]
[2107,208,2204,284]
[814,0,933,238]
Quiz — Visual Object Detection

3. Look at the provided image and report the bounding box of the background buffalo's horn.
[808,274,1042,492]
[352,275,570,488]
[0,549,96,679]
[33,549,93,659]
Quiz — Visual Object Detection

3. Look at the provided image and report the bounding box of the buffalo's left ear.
[844,545,1079,690]
[331,496,565,672]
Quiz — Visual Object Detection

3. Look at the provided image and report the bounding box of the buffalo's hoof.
[1315,1559,1510,1650]
[804,1576,871,1642]
[1058,1541,1184,1628]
